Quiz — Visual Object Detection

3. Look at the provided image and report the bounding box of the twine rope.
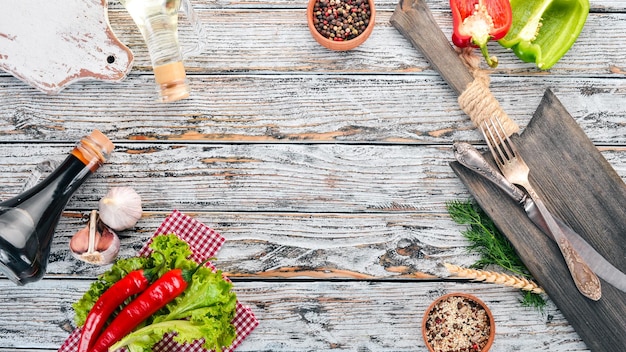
[456,48,519,137]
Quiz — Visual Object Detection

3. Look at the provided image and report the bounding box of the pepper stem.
[477,43,498,68]
[181,257,212,283]
[144,251,167,281]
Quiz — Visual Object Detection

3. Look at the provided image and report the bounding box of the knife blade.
[453,142,626,293]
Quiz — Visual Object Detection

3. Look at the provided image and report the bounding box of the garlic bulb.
[70,210,120,265]
[98,186,142,231]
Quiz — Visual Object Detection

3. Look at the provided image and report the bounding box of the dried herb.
[446,199,546,310]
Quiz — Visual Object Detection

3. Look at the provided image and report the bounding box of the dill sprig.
[521,290,547,309]
[446,198,546,310]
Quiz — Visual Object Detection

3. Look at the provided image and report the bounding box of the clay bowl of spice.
[307,0,376,51]
[422,293,495,352]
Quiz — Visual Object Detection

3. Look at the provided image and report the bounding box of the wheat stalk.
[444,263,545,294]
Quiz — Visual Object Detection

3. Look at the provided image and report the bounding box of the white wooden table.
[0,0,624,351]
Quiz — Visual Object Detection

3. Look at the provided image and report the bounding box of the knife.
[453,142,626,293]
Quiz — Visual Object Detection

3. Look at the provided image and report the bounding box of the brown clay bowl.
[307,0,376,51]
[422,293,495,352]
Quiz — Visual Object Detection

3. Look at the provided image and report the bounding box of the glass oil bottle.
[120,0,191,102]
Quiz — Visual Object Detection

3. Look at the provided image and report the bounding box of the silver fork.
[481,117,602,301]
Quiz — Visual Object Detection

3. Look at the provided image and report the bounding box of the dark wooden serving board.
[451,89,626,352]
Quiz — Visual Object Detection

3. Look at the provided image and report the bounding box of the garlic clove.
[98,186,142,231]
[69,225,99,253]
[95,225,118,252]
[70,210,120,265]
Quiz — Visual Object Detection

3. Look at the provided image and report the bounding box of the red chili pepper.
[89,263,205,352]
[77,262,163,352]
[450,0,512,68]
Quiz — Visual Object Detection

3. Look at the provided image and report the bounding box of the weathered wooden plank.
[0,75,625,145]
[36,211,476,279]
[101,10,626,75]
[0,279,589,351]
[0,144,470,213]
[0,144,622,214]
[0,9,624,79]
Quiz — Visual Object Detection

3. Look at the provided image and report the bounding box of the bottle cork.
[153,61,190,102]
[73,130,114,170]
[89,129,114,156]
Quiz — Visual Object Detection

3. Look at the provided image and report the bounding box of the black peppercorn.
[312,0,371,41]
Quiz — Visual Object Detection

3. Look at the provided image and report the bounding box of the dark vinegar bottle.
[0,130,114,284]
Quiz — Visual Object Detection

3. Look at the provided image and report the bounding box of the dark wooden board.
[451,89,626,352]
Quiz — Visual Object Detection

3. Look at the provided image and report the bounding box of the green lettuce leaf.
[148,233,195,273]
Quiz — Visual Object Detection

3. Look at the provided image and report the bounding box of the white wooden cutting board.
[0,0,133,94]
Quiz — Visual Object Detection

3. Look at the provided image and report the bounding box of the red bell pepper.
[450,0,512,68]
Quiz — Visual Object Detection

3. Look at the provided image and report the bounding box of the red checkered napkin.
[59,210,258,352]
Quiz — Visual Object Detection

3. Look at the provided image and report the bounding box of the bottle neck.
[71,130,113,171]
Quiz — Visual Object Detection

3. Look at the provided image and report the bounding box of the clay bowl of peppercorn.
[422,293,495,352]
[307,0,376,51]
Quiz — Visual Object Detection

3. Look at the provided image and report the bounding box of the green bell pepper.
[498,0,589,70]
